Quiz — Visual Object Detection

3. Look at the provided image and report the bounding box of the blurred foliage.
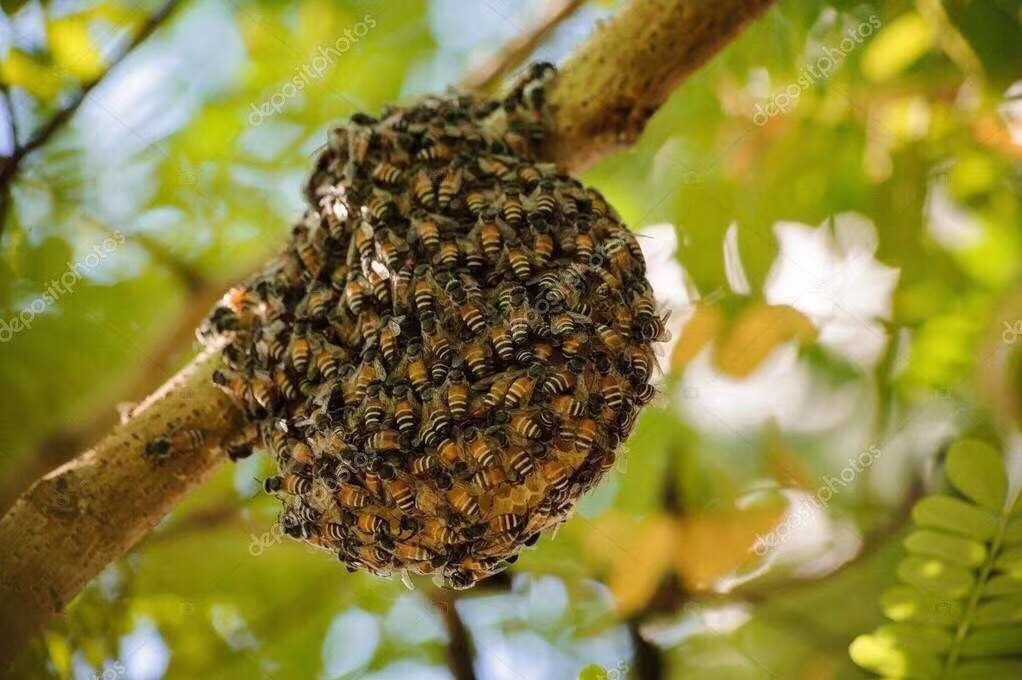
[1,0,1021,678]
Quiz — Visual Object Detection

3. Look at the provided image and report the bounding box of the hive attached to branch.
[202,64,667,588]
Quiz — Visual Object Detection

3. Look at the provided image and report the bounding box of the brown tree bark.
[0,0,779,666]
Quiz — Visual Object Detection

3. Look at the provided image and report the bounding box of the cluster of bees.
[201,63,667,588]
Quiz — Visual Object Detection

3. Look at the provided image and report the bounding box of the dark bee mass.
[201,63,668,588]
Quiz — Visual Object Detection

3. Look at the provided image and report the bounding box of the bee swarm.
[202,64,667,588]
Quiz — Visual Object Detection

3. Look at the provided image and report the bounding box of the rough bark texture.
[0,349,243,664]
[546,0,779,171]
[0,0,779,666]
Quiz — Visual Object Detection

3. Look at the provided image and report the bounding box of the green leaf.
[913,495,999,541]
[1006,515,1022,545]
[861,12,935,83]
[985,572,1022,597]
[946,439,1009,512]
[970,597,1022,627]
[881,586,963,627]
[578,665,611,680]
[958,626,1022,657]
[995,546,1022,575]
[0,0,30,14]
[849,634,943,679]
[48,17,106,81]
[905,530,987,568]
[875,623,953,653]
[0,49,63,100]
[898,556,975,599]
[948,658,1022,678]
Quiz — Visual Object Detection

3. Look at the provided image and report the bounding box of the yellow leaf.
[715,303,817,378]
[672,504,786,590]
[862,13,934,83]
[0,50,63,100]
[592,514,675,616]
[49,17,106,81]
[671,303,724,372]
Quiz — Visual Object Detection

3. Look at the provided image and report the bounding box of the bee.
[463,338,492,378]
[532,180,557,216]
[540,357,584,396]
[455,298,487,334]
[505,447,535,481]
[489,325,515,361]
[372,161,402,186]
[323,522,348,541]
[505,237,531,280]
[412,170,437,207]
[410,452,439,477]
[409,210,440,251]
[634,383,656,406]
[337,484,371,508]
[419,388,452,446]
[264,473,312,496]
[415,272,444,319]
[550,393,586,419]
[500,186,524,224]
[305,283,335,318]
[273,370,300,402]
[476,211,504,261]
[392,383,418,433]
[463,427,498,467]
[295,237,323,274]
[344,271,371,314]
[365,191,396,222]
[289,335,312,374]
[314,341,347,381]
[378,316,402,364]
[351,350,385,400]
[374,229,406,269]
[437,165,463,208]
[446,486,480,518]
[369,429,405,454]
[508,409,547,439]
[575,225,595,261]
[420,313,453,365]
[476,155,510,178]
[386,479,416,513]
[393,541,435,564]
[419,518,459,547]
[464,190,486,215]
[361,382,386,428]
[507,306,532,345]
[435,240,460,268]
[399,342,430,393]
[539,456,572,499]
[531,220,554,266]
[472,465,507,490]
[489,513,524,536]
[627,347,653,384]
[573,418,600,456]
[444,369,470,420]
[249,372,277,412]
[602,237,633,274]
[560,333,587,358]
[357,513,391,537]
[505,364,544,408]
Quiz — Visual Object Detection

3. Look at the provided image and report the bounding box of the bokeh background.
[1,0,1021,677]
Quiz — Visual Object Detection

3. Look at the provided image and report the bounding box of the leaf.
[985,573,1022,597]
[881,586,963,627]
[578,665,610,680]
[904,530,987,568]
[0,0,30,14]
[949,659,1022,677]
[670,303,723,372]
[995,546,1022,575]
[1006,515,1022,545]
[714,303,817,378]
[849,634,943,679]
[48,17,106,81]
[912,495,999,541]
[946,439,1009,512]
[874,623,953,653]
[861,12,935,83]
[958,626,1022,657]
[602,514,675,616]
[671,503,785,590]
[0,50,63,100]
[970,597,1022,627]
[897,556,975,599]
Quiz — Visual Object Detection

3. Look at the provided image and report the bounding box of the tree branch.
[0,348,243,665]
[461,0,587,93]
[545,0,779,171]
[0,0,779,665]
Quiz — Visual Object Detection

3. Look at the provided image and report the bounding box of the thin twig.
[461,0,586,93]
[0,0,185,238]
[435,594,478,680]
